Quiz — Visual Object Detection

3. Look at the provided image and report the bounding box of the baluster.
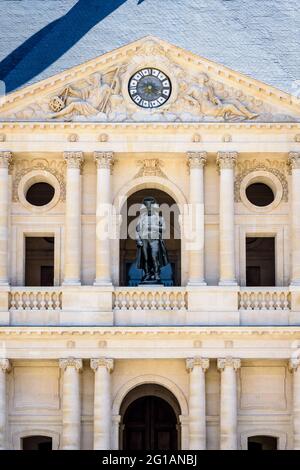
[121,292,127,310]
[165,292,171,310]
[283,292,289,310]
[254,292,260,310]
[245,293,252,310]
[136,293,142,310]
[274,292,281,310]
[157,293,164,310]
[269,292,275,309]
[261,292,267,310]
[17,293,23,310]
[10,293,16,309]
[128,292,135,310]
[173,293,179,310]
[143,293,149,310]
[25,292,31,310]
[48,293,54,310]
[40,292,46,309]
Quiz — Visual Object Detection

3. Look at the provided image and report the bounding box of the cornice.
[1,326,300,338]
[0,122,300,133]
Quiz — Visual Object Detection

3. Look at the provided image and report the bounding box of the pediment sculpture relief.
[0,39,299,123]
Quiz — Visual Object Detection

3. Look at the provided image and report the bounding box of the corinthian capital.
[288,152,300,170]
[90,358,114,373]
[186,357,209,372]
[0,151,13,169]
[217,357,241,371]
[59,358,83,371]
[0,359,11,372]
[94,152,114,171]
[187,152,207,170]
[63,151,84,169]
[216,151,238,170]
[289,357,300,372]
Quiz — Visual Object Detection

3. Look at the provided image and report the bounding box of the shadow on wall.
[0,0,143,93]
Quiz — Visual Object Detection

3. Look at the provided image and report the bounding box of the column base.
[187,281,207,286]
[94,280,113,287]
[218,280,238,286]
[62,280,81,286]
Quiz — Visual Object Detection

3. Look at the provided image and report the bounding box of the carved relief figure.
[48,68,123,120]
[186,73,258,121]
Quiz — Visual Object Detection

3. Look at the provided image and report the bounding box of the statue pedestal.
[138,280,162,286]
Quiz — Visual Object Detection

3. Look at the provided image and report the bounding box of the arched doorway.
[119,189,181,286]
[21,435,52,450]
[247,435,278,450]
[120,384,181,450]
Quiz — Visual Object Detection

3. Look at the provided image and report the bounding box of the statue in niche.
[185,73,258,121]
[48,68,124,120]
[136,197,169,283]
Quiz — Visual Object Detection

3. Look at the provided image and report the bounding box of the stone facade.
[0,38,300,450]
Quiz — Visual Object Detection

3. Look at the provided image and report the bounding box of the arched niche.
[112,176,188,286]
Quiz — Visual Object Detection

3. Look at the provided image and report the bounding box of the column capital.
[187,151,207,170]
[0,151,13,169]
[0,359,11,372]
[90,358,114,373]
[59,358,83,371]
[216,151,238,170]
[217,357,241,371]
[63,151,84,169]
[186,357,209,372]
[94,151,114,171]
[288,152,300,170]
[289,357,300,372]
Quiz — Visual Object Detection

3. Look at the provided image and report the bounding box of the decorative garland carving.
[134,159,167,178]
[234,159,289,202]
[12,158,66,203]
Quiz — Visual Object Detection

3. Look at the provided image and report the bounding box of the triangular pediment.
[0,36,299,123]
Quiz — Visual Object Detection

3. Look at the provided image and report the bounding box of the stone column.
[289,358,300,449]
[0,152,12,285]
[217,357,241,450]
[0,359,10,450]
[59,358,82,450]
[63,152,84,285]
[94,152,114,285]
[90,358,114,449]
[187,152,207,285]
[186,357,209,450]
[288,152,300,285]
[216,152,238,286]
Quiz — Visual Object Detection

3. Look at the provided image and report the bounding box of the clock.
[128,68,172,109]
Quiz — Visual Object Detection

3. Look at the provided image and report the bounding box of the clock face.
[128,68,172,108]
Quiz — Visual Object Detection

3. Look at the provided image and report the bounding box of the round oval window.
[25,182,55,207]
[245,182,275,207]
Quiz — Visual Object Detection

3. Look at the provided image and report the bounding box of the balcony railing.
[238,288,291,311]
[9,288,62,311]
[113,287,188,311]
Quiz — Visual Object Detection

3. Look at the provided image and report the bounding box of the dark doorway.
[246,237,275,286]
[25,237,55,286]
[121,384,180,451]
[22,435,52,450]
[247,435,278,450]
[119,189,181,286]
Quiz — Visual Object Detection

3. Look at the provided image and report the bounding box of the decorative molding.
[94,151,114,171]
[63,151,84,170]
[59,358,82,371]
[135,158,166,178]
[217,357,241,370]
[288,152,300,170]
[235,159,289,202]
[186,357,209,372]
[90,358,114,372]
[187,151,207,170]
[0,151,13,170]
[0,358,11,372]
[0,133,6,142]
[67,133,79,142]
[99,133,109,142]
[217,151,238,170]
[12,158,66,203]
[289,357,300,372]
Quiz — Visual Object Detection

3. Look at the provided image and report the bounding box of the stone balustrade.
[9,288,62,311]
[239,288,290,311]
[113,288,188,311]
